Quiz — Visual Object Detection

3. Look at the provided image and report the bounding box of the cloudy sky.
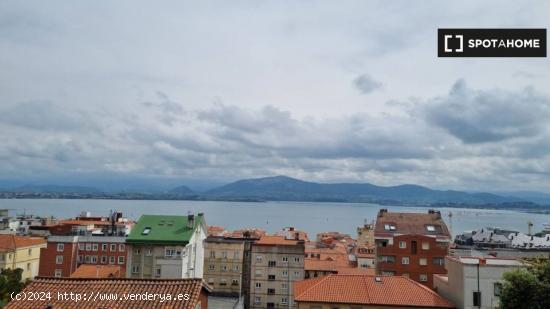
[1,1,550,192]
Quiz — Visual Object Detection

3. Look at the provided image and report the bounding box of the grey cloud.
[423,80,550,144]
[353,74,382,94]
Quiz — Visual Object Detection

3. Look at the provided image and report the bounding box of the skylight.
[142,227,151,235]
[426,225,436,232]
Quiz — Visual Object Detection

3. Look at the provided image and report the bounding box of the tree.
[0,268,27,308]
[500,259,550,309]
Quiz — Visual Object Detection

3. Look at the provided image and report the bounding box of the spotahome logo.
[438,28,546,57]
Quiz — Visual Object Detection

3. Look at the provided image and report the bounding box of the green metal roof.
[126,214,203,245]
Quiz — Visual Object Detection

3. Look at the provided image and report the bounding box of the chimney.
[187,214,195,229]
[378,209,387,217]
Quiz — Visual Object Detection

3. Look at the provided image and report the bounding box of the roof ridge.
[295,275,330,299]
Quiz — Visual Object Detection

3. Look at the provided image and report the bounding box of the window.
[255,269,263,277]
[411,241,417,254]
[220,279,227,286]
[57,244,64,252]
[282,283,288,289]
[142,227,151,235]
[256,255,263,263]
[419,258,427,266]
[294,271,301,278]
[379,255,395,263]
[255,282,261,289]
[281,297,288,305]
[399,241,407,249]
[233,251,239,259]
[78,244,85,250]
[268,260,276,267]
[294,257,300,262]
[222,251,228,258]
[111,244,116,252]
[26,263,30,271]
[282,270,288,277]
[433,257,445,266]
[54,269,62,277]
[221,265,227,272]
[426,225,436,232]
[91,256,98,263]
[118,256,124,264]
[384,224,396,231]
[155,267,161,277]
[131,265,140,274]
[145,248,152,256]
[85,243,92,251]
[419,274,428,282]
[494,282,502,296]
[119,244,125,252]
[232,279,239,286]
[422,242,430,250]
[165,248,176,257]
[210,251,215,258]
[401,257,410,265]
[254,297,261,304]
[101,256,107,264]
[85,255,91,263]
[78,255,84,263]
[102,244,107,251]
[267,303,275,308]
[56,255,63,264]
[402,273,410,278]
[232,265,239,272]
[109,256,115,264]
[134,248,141,255]
[282,256,288,262]
[267,288,275,295]
[92,244,98,251]
[208,278,214,284]
[209,264,215,271]
[268,275,276,281]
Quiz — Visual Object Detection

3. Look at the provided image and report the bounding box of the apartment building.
[434,256,525,309]
[374,209,451,288]
[126,213,206,279]
[249,236,305,309]
[38,235,127,277]
[0,235,46,280]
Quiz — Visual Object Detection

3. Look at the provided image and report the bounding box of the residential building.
[356,245,375,269]
[249,235,305,309]
[434,256,525,309]
[276,227,309,241]
[204,229,263,298]
[374,209,451,288]
[0,235,46,280]
[294,274,454,309]
[4,277,211,309]
[356,220,375,247]
[126,213,207,279]
[38,235,127,278]
[70,264,123,278]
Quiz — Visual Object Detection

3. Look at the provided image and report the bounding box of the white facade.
[434,256,524,309]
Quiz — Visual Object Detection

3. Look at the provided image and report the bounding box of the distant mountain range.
[1,176,548,209]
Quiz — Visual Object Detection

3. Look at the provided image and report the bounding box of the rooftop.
[447,256,524,266]
[70,265,123,278]
[0,235,46,251]
[255,235,301,246]
[374,209,451,240]
[4,277,210,309]
[294,274,454,308]
[126,214,203,245]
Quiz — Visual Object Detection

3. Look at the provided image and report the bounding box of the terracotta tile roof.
[255,235,301,246]
[70,265,123,278]
[305,259,338,272]
[0,235,45,251]
[5,277,210,309]
[375,210,451,240]
[335,267,375,276]
[294,274,454,308]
